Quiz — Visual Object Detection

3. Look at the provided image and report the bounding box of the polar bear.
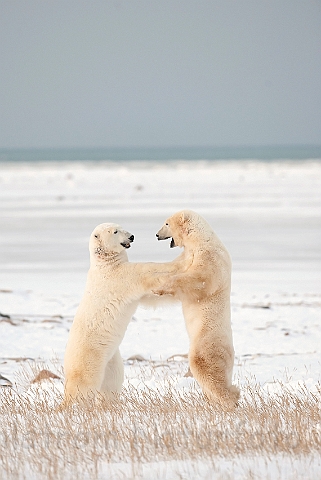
[63,222,190,407]
[155,210,240,409]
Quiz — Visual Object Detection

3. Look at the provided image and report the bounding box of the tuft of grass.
[0,363,320,479]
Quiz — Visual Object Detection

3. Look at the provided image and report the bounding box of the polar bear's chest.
[75,295,138,350]
[100,300,139,345]
[111,301,138,326]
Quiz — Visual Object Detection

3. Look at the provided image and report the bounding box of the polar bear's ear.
[178,210,195,236]
[179,210,191,225]
[177,211,185,224]
[176,212,185,227]
[177,211,191,235]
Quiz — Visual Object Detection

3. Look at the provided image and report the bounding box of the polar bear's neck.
[90,250,128,268]
[182,242,194,254]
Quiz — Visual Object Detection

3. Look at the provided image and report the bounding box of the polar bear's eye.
[114,230,118,234]
[165,223,169,226]
[94,235,98,238]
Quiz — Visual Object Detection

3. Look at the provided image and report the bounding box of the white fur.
[62,222,188,406]
[156,210,240,409]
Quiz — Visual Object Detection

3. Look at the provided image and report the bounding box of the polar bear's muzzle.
[156,233,170,241]
[121,234,134,249]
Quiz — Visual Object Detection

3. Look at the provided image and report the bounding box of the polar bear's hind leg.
[63,366,105,406]
[189,345,240,409]
[100,348,124,397]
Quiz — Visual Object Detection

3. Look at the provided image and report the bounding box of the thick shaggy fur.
[156,210,240,409]
[63,223,189,407]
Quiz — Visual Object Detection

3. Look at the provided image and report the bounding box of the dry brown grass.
[0,362,320,479]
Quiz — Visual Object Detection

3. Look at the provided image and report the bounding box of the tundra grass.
[0,362,320,480]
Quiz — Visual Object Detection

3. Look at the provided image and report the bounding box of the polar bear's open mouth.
[121,235,134,249]
[156,234,176,248]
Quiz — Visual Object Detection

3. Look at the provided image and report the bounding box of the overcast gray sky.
[1,0,321,148]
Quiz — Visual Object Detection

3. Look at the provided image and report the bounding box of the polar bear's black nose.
[129,235,134,242]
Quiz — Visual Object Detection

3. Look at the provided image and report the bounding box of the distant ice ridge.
[1,145,321,162]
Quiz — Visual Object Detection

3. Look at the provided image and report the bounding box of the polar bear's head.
[90,223,134,259]
[156,210,200,248]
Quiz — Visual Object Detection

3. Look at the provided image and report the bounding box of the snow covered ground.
[0,159,320,478]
